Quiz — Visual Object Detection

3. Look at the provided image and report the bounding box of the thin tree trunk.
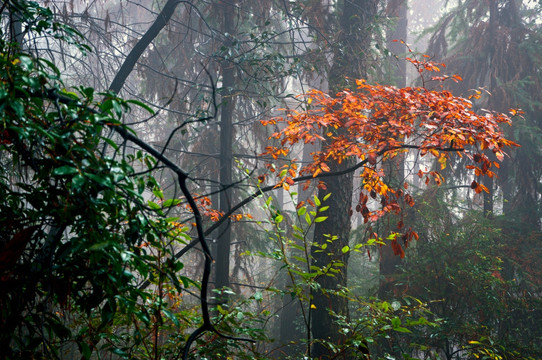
[108,0,182,94]
[483,0,498,218]
[379,0,408,300]
[279,140,319,355]
[387,0,407,88]
[215,1,235,298]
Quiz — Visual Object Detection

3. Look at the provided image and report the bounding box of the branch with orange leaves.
[170,142,466,261]
[261,74,519,193]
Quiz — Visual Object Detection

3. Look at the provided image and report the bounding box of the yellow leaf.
[438,155,447,170]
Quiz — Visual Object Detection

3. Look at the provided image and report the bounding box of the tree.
[426,0,542,224]
[262,54,519,358]
[0,2,255,358]
[379,0,408,304]
[0,1,522,359]
[391,192,542,359]
[277,1,382,357]
[418,4,542,356]
[0,14,187,359]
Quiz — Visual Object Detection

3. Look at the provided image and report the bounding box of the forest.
[0,0,541,359]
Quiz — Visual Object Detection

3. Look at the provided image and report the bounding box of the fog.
[2,1,541,359]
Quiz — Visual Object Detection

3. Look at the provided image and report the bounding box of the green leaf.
[34,125,56,142]
[387,232,398,240]
[126,99,155,114]
[79,341,92,359]
[101,137,119,150]
[162,308,180,326]
[314,195,321,206]
[148,201,161,210]
[381,301,390,312]
[60,89,79,100]
[216,305,228,315]
[323,193,332,201]
[394,326,412,333]
[53,166,79,176]
[72,174,86,190]
[90,241,110,251]
[153,188,164,200]
[253,291,263,301]
[18,55,34,70]
[341,245,350,253]
[9,100,24,118]
[110,348,128,357]
[179,275,192,288]
[112,99,123,118]
[292,255,308,263]
[163,199,181,207]
[85,173,113,188]
[79,86,95,100]
[314,216,327,223]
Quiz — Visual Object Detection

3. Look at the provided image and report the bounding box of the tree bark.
[378,0,408,301]
[386,0,408,88]
[108,0,182,94]
[311,1,379,358]
[215,0,235,297]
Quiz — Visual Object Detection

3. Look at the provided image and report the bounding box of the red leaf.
[367,152,378,165]
[391,240,405,259]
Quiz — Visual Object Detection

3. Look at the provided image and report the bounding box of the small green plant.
[250,188,442,359]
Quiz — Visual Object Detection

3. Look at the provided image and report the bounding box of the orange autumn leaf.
[391,239,405,259]
[260,63,519,248]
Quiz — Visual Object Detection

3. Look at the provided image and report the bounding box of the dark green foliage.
[0,3,192,358]
[395,194,542,359]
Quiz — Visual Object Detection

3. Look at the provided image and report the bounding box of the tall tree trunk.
[482,0,498,219]
[278,55,328,356]
[215,1,235,298]
[376,5,408,359]
[279,142,317,355]
[379,0,408,300]
[311,164,355,358]
[311,1,378,358]
[386,0,407,88]
[9,5,24,47]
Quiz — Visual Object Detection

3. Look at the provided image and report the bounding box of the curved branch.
[41,87,248,358]
[171,144,465,260]
[42,88,465,357]
[108,0,186,93]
